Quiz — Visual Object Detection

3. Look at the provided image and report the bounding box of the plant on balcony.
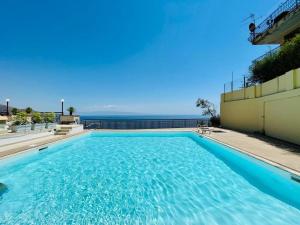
[250,34,300,83]
[67,107,75,116]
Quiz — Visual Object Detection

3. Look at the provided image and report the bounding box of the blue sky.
[0,0,281,115]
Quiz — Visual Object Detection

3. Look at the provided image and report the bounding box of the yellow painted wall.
[255,84,262,98]
[221,97,259,132]
[265,95,300,144]
[230,89,244,101]
[221,68,300,145]
[262,78,278,96]
[295,68,300,88]
[245,86,255,99]
[278,71,293,92]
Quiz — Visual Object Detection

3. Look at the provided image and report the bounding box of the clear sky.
[0,0,281,115]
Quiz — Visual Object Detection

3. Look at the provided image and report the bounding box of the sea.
[80,115,207,129]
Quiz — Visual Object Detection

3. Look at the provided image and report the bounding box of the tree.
[32,112,42,123]
[14,111,28,125]
[11,108,18,115]
[43,112,55,123]
[67,107,75,116]
[196,98,216,117]
[196,98,220,127]
[25,107,33,114]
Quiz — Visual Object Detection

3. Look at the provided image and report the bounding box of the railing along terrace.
[223,75,253,94]
[81,119,208,129]
[249,0,300,42]
[252,46,280,63]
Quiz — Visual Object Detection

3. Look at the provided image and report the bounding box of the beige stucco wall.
[221,68,300,145]
[221,96,260,132]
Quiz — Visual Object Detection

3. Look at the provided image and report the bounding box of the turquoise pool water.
[0,132,300,224]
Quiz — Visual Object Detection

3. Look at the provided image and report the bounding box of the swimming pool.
[0,132,300,224]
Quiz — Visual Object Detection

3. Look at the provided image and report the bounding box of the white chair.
[197,125,211,134]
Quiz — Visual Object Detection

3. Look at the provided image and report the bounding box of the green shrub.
[250,34,300,83]
[210,115,220,127]
[25,107,33,114]
[32,112,42,124]
[67,106,75,116]
[13,112,28,125]
[11,108,18,115]
[43,112,55,123]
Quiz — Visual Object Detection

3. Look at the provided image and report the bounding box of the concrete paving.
[0,131,88,158]
[203,128,300,175]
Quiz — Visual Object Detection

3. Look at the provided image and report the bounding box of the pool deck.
[0,131,89,159]
[201,128,300,176]
[0,128,300,176]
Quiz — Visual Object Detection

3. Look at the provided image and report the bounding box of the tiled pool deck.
[0,128,299,176]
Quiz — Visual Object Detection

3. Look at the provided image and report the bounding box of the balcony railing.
[249,0,300,42]
[252,46,280,63]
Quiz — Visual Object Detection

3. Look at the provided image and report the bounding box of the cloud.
[82,104,120,112]
[102,104,117,109]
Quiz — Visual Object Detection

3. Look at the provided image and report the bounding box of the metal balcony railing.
[223,75,253,94]
[252,46,280,63]
[249,0,300,42]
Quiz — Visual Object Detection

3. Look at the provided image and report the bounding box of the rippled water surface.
[0,132,300,224]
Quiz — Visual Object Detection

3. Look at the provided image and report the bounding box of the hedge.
[249,34,300,83]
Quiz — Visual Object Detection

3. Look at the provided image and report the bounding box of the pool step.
[55,126,73,135]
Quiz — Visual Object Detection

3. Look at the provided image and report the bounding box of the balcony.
[249,0,300,45]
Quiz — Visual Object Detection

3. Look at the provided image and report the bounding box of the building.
[220,0,300,145]
[249,0,300,45]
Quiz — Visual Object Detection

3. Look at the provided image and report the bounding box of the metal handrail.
[249,0,300,42]
[81,118,208,129]
[252,46,280,63]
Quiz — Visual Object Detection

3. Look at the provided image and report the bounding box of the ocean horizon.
[80,114,207,120]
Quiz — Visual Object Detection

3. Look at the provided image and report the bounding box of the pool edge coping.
[197,132,300,177]
[0,131,91,161]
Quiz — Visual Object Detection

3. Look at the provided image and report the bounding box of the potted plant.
[60,106,80,124]
[31,112,43,130]
[44,112,55,129]
[10,112,29,132]
[25,107,33,123]
[67,107,75,116]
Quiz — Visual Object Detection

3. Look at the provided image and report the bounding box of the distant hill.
[0,104,21,115]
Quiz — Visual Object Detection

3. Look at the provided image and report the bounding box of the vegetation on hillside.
[249,34,300,84]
